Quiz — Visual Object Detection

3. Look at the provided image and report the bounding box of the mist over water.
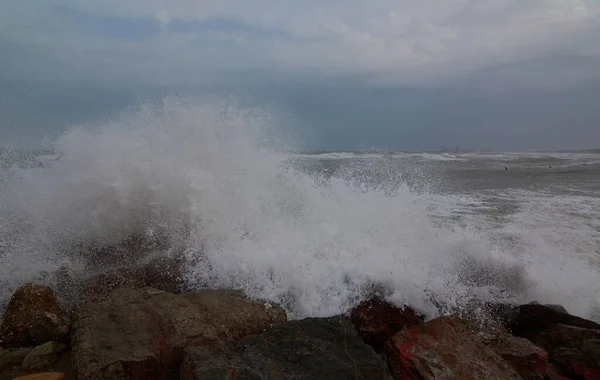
[1,97,599,321]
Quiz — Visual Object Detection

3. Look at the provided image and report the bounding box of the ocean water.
[1,98,599,321]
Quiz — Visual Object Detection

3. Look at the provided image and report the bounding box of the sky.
[1,0,600,151]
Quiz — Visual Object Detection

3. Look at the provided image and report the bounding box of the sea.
[1,99,599,321]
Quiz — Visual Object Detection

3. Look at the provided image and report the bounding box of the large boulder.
[180,316,393,380]
[70,287,286,380]
[487,334,548,380]
[535,324,600,379]
[0,284,68,348]
[79,256,185,303]
[502,304,600,342]
[349,297,423,352]
[456,314,548,380]
[384,316,522,379]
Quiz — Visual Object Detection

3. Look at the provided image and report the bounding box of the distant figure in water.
[549,165,552,168]
[505,166,508,171]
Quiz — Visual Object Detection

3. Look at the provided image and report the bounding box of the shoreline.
[2,255,599,380]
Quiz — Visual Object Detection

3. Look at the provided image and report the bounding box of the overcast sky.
[1,0,600,150]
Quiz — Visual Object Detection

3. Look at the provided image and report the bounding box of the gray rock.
[502,304,600,342]
[0,347,33,372]
[180,316,393,380]
[536,324,600,379]
[21,341,67,371]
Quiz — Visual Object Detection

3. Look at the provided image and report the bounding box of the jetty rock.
[0,284,68,349]
[349,296,424,353]
[181,316,393,380]
[70,287,286,380]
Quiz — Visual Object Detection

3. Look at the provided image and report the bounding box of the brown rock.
[0,347,33,372]
[14,372,65,380]
[452,313,548,379]
[350,297,423,352]
[22,342,67,371]
[70,287,287,380]
[384,316,522,380]
[0,284,68,348]
[502,304,600,342]
[79,256,184,302]
[535,324,600,379]
[180,316,393,380]
[488,334,548,380]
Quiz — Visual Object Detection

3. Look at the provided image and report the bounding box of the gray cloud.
[1,0,599,87]
[1,1,600,150]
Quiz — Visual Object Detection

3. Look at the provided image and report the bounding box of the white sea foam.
[1,97,599,320]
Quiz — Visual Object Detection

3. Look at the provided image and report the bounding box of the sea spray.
[0,96,598,321]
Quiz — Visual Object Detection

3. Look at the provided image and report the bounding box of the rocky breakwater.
[2,258,600,379]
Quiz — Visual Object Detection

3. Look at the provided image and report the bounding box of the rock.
[0,284,68,348]
[21,342,67,371]
[502,304,600,342]
[71,287,286,380]
[349,297,423,352]
[0,347,33,372]
[384,316,522,379]
[28,313,69,347]
[180,316,393,380]
[546,364,570,380]
[79,256,184,302]
[535,324,600,379]
[13,373,65,380]
[452,313,548,379]
[488,334,548,380]
[527,301,568,314]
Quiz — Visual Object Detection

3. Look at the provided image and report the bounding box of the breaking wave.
[1,97,598,320]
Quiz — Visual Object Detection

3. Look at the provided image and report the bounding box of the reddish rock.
[453,313,548,379]
[384,316,522,380]
[0,284,68,348]
[535,324,600,380]
[546,364,570,380]
[350,297,423,352]
[502,304,600,342]
[489,334,548,380]
[70,287,287,380]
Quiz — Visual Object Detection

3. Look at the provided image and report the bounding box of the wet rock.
[488,334,548,380]
[456,314,548,379]
[527,301,568,314]
[79,256,184,302]
[0,284,68,348]
[535,324,600,379]
[546,364,570,380]
[180,316,393,380]
[502,304,600,342]
[71,287,286,380]
[13,373,65,380]
[384,316,522,379]
[0,347,33,372]
[349,297,423,352]
[22,342,67,371]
